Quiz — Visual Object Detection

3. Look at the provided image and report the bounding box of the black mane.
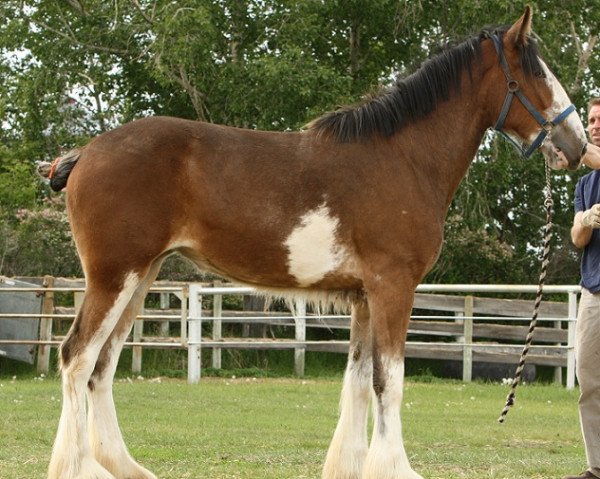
[309,26,543,142]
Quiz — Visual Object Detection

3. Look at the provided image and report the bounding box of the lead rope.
[498,161,554,424]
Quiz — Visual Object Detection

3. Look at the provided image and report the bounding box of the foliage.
[0,1,599,283]
[1,196,82,277]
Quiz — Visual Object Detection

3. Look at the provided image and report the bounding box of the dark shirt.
[575,169,600,293]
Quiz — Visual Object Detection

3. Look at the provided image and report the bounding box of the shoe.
[563,471,599,479]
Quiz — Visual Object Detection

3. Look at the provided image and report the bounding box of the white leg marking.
[50,352,119,479]
[285,202,349,286]
[88,335,156,479]
[48,273,139,479]
[363,359,423,479]
[322,354,372,479]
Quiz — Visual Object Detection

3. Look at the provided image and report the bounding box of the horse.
[39,6,587,479]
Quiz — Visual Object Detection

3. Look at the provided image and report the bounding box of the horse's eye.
[535,70,546,79]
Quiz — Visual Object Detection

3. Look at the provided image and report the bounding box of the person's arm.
[572,210,595,249]
[582,143,600,169]
[571,178,600,249]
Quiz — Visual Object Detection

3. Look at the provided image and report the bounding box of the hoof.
[97,455,157,479]
[48,457,117,479]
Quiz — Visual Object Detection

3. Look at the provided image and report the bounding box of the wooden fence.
[0,276,189,373]
[0,277,580,388]
[187,284,579,387]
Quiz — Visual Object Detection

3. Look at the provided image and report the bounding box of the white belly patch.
[284,203,348,287]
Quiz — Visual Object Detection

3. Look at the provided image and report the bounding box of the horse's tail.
[37,149,82,192]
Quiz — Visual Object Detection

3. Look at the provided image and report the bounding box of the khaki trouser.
[576,288,600,477]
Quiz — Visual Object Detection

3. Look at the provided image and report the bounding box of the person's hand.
[551,148,569,170]
[581,204,600,228]
[583,143,600,169]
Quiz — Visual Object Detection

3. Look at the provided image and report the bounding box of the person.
[564,97,600,479]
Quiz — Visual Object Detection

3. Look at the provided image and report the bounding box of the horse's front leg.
[363,280,423,479]
[322,297,372,479]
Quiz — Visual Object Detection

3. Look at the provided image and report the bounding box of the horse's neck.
[398,86,491,209]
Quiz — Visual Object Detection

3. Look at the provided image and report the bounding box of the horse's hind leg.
[87,259,164,479]
[48,270,143,479]
[322,296,372,479]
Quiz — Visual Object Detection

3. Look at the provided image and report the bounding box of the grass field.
[0,375,586,479]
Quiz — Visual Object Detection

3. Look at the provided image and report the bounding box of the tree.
[0,0,598,284]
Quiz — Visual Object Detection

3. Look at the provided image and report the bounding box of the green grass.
[0,376,586,479]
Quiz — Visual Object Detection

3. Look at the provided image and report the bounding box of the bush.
[1,196,82,277]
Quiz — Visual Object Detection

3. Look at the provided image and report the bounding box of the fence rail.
[0,277,580,388]
[187,284,579,387]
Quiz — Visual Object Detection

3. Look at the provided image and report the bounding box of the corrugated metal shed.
[0,277,41,363]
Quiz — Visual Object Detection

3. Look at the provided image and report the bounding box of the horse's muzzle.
[549,123,588,170]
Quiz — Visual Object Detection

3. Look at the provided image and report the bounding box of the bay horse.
[40,7,586,479]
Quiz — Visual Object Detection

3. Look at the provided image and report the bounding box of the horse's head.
[487,6,587,170]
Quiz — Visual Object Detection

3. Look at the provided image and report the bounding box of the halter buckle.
[507,80,519,93]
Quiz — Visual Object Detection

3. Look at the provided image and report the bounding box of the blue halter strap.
[490,33,576,159]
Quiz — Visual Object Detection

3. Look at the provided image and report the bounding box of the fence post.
[37,275,54,374]
[159,292,170,336]
[462,295,474,383]
[180,286,188,347]
[74,291,84,314]
[212,281,223,369]
[131,306,144,373]
[554,318,563,385]
[566,291,578,390]
[294,298,306,377]
[188,284,202,384]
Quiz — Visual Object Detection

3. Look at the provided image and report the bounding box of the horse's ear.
[506,5,533,46]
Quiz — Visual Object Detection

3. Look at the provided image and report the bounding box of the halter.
[490,33,576,158]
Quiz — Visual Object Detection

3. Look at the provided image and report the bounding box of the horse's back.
[64,115,440,290]
[66,117,330,287]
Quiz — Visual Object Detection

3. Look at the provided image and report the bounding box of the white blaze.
[539,59,586,143]
[285,203,346,286]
